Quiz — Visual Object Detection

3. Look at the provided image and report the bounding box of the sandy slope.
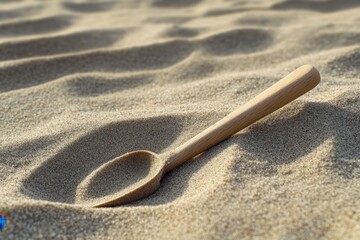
[0,0,359,239]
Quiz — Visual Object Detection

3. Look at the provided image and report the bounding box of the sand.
[0,0,360,239]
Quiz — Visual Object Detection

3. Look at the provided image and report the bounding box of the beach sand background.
[0,0,359,239]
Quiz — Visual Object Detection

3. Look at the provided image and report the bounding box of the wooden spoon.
[76,64,320,207]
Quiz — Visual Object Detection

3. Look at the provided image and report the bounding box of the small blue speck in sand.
[0,214,7,231]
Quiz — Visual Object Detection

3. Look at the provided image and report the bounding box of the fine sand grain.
[1,0,360,239]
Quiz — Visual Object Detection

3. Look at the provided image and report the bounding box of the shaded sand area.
[1,0,360,239]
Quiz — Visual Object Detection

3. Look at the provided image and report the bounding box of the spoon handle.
[165,64,320,172]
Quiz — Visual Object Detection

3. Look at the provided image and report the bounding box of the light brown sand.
[1,0,360,239]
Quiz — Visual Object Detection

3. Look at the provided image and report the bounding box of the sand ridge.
[0,0,360,239]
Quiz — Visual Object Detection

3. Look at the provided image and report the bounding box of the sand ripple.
[1,0,360,239]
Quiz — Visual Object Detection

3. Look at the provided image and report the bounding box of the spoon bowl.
[76,65,320,207]
[76,150,164,207]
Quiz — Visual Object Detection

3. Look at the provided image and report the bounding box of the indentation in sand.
[0,5,43,21]
[152,0,201,8]
[327,49,360,78]
[0,15,75,37]
[0,135,60,182]
[162,26,201,38]
[62,1,116,13]
[272,0,360,12]
[306,32,360,52]
[21,116,184,203]
[234,100,360,179]
[0,29,125,61]
[65,74,153,97]
[144,16,193,24]
[200,28,272,55]
[203,7,261,17]
[236,14,293,27]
